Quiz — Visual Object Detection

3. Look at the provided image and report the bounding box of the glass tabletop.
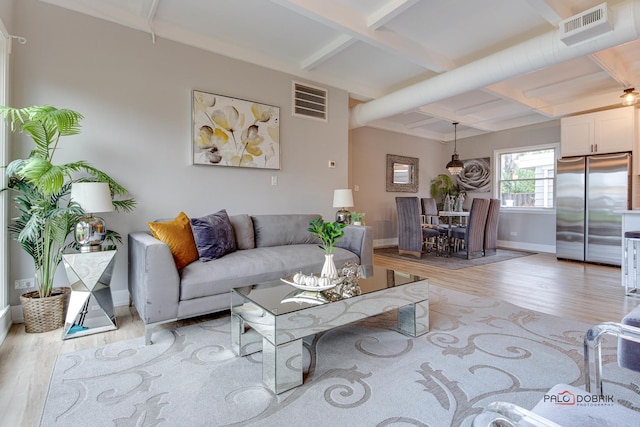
[231,265,430,394]
[231,265,424,317]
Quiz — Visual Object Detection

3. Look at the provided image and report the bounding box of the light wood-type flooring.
[1,252,636,427]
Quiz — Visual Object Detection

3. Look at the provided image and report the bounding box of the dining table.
[438,210,470,233]
[437,211,470,256]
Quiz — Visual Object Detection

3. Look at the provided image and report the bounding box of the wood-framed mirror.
[386,154,418,192]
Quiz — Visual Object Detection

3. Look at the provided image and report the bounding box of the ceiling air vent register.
[559,2,613,46]
[293,81,328,121]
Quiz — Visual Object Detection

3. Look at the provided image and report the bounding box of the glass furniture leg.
[397,300,429,337]
[231,312,263,356]
[231,268,429,394]
[262,337,303,394]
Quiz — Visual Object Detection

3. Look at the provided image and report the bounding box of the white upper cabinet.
[561,106,636,157]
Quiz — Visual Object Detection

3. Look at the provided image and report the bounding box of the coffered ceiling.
[41,0,640,141]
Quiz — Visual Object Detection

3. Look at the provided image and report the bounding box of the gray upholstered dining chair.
[473,305,640,427]
[450,198,490,259]
[420,198,449,232]
[483,198,501,256]
[420,198,440,227]
[396,197,441,258]
[421,197,449,255]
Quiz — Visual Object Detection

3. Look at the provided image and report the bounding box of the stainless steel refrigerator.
[556,152,631,266]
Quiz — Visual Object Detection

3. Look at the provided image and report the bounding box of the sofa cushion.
[252,214,321,248]
[190,209,237,261]
[229,214,255,250]
[179,245,358,300]
[148,212,199,269]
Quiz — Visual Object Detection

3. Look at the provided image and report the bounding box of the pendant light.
[446,122,464,175]
[621,88,639,106]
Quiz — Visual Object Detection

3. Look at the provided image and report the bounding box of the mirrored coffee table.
[231,267,429,394]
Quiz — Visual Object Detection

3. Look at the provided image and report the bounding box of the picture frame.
[457,157,491,192]
[192,90,280,170]
[386,154,419,192]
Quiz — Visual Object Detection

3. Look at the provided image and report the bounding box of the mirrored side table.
[61,249,117,339]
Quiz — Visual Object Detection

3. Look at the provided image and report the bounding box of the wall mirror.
[386,154,418,192]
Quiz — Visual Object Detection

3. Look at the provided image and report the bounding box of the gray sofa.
[128,213,373,344]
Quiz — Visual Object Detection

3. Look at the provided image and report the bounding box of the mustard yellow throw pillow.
[148,212,199,269]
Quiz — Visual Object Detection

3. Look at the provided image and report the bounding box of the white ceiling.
[40,0,640,142]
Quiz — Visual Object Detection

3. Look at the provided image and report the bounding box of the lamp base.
[335,209,351,224]
[79,243,104,253]
[75,214,107,251]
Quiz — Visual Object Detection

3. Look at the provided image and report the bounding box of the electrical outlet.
[15,278,34,289]
[271,176,278,186]
[510,231,518,236]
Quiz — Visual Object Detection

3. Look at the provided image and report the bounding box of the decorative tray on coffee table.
[280,274,344,291]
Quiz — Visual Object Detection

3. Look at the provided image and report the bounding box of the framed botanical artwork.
[457,157,491,192]
[192,90,280,169]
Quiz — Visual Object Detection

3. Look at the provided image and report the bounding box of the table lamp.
[71,182,115,252]
[333,189,354,224]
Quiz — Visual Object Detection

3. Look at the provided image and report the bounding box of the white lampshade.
[71,182,114,213]
[333,189,354,208]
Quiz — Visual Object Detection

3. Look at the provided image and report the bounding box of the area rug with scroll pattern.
[41,286,638,426]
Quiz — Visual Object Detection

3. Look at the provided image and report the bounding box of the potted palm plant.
[1,105,135,333]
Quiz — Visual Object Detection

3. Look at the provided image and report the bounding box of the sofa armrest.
[128,232,180,324]
[335,225,373,277]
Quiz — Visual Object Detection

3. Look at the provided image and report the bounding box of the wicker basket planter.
[20,287,71,333]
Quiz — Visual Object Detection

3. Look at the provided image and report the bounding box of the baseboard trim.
[374,237,397,248]
[377,238,554,254]
[498,240,555,254]
[10,304,23,323]
[0,305,11,346]
[113,289,130,307]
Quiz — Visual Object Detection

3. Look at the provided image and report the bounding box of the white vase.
[321,253,338,279]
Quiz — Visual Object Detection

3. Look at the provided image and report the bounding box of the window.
[495,144,558,209]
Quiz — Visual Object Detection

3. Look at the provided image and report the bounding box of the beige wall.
[350,121,561,252]
[349,127,447,246]
[6,0,349,306]
[455,121,560,252]
[0,0,13,32]
[4,0,564,310]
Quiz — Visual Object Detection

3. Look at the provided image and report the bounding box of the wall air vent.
[293,81,328,121]
[559,3,613,46]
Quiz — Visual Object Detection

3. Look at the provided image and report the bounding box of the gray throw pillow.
[190,209,237,261]
[228,214,255,250]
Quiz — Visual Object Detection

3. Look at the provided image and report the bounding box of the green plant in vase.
[430,173,459,210]
[350,212,365,225]
[1,105,135,308]
[307,217,346,278]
